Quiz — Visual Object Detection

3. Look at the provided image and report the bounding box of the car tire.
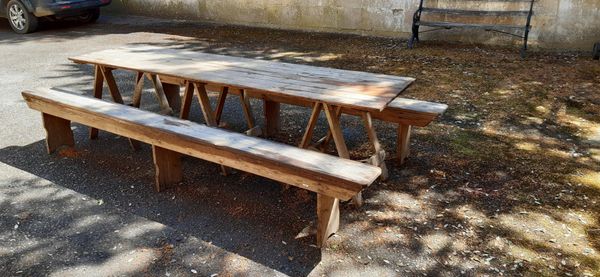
[6,0,38,34]
[79,8,100,24]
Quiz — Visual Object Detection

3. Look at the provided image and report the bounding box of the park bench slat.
[421,8,530,17]
[69,46,415,112]
[22,88,381,201]
[417,21,524,30]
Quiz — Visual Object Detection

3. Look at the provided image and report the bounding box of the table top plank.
[70,46,415,111]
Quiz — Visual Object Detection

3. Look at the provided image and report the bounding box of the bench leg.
[131,72,144,108]
[362,111,389,181]
[163,83,182,114]
[91,66,140,150]
[239,89,262,137]
[316,106,341,152]
[179,82,194,120]
[397,124,412,165]
[323,104,348,158]
[194,83,229,176]
[42,113,74,154]
[317,194,340,248]
[300,102,322,148]
[146,73,174,115]
[89,65,104,140]
[99,66,124,104]
[323,104,365,206]
[152,145,183,192]
[264,99,280,137]
[214,87,229,125]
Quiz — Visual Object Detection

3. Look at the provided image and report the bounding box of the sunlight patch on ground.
[482,120,564,147]
[498,211,599,263]
[559,110,600,144]
[66,214,120,235]
[421,231,452,253]
[514,142,540,152]
[117,220,165,239]
[572,170,600,190]
[50,248,159,277]
[590,148,600,162]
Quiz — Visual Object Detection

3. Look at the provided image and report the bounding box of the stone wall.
[106,0,600,50]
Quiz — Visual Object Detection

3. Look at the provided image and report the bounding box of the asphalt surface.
[0,15,337,277]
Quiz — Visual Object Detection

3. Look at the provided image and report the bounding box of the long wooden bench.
[157,78,448,166]
[22,88,381,247]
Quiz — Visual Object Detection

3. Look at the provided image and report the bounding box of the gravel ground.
[1,14,599,277]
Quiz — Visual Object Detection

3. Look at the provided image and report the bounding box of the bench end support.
[152,145,183,192]
[317,194,340,247]
[397,124,412,165]
[42,113,75,154]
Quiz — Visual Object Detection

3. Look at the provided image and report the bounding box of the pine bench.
[22,88,382,247]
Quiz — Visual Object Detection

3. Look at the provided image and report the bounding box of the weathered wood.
[179,82,194,120]
[323,104,348,158]
[99,66,124,104]
[239,89,256,129]
[248,90,445,127]
[300,102,322,149]
[70,46,415,112]
[92,65,104,99]
[95,67,141,150]
[362,112,389,181]
[397,124,412,165]
[26,88,382,247]
[145,73,174,115]
[214,87,229,125]
[194,83,217,126]
[42,113,75,154]
[317,106,342,152]
[317,194,340,247]
[152,145,183,192]
[194,83,229,175]
[323,104,366,205]
[89,65,104,140]
[163,83,181,113]
[23,89,379,199]
[264,100,280,137]
[131,72,144,108]
[23,88,380,200]
[245,126,262,137]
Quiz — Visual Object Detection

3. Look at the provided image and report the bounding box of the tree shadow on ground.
[0,121,322,276]
[1,13,599,276]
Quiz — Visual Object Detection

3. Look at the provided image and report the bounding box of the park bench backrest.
[408,0,535,57]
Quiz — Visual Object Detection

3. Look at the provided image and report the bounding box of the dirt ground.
[1,15,599,276]
[135,20,600,276]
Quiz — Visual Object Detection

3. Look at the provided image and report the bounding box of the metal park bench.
[408,0,535,58]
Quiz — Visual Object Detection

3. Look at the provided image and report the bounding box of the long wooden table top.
[69,46,415,112]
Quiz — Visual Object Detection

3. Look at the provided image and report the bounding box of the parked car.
[1,0,111,34]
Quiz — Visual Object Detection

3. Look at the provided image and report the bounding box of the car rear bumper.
[34,0,111,17]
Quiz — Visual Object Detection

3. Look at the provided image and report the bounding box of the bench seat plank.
[387,97,448,115]
[22,88,381,201]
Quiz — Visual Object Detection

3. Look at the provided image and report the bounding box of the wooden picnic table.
[69,46,416,204]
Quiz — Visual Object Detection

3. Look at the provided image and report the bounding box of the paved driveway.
[0,16,331,277]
